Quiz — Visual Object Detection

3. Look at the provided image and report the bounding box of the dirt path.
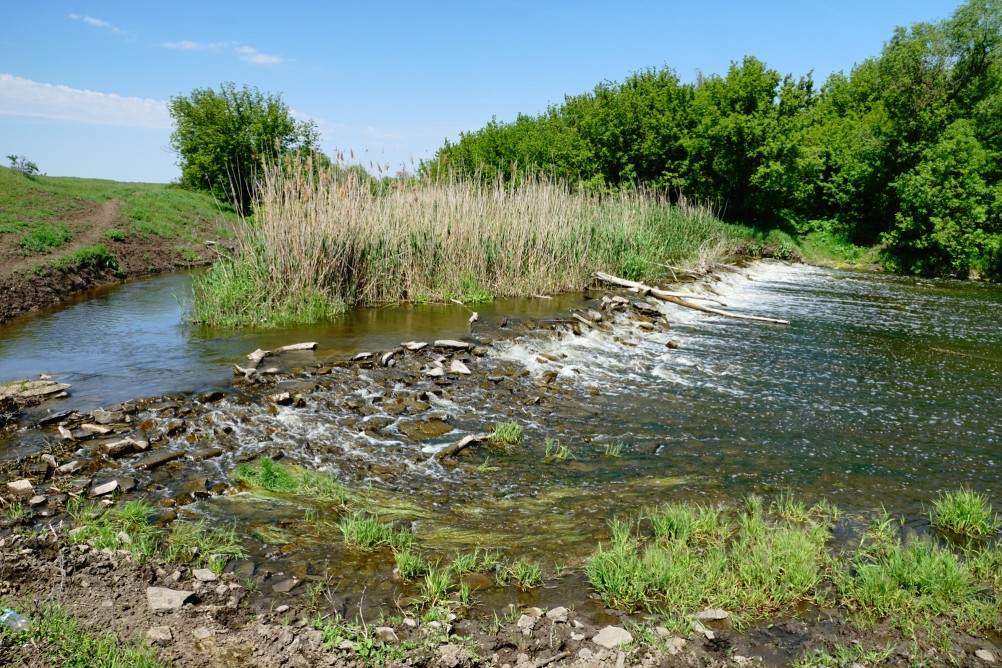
[0,199,220,324]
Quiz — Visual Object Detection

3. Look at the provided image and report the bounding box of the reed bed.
[192,156,747,327]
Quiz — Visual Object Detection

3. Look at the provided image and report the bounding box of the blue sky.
[1,1,964,183]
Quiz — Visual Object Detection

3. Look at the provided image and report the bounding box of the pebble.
[275,605,290,614]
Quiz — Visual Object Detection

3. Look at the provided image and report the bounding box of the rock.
[57,460,82,475]
[277,342,317,352]
[247,349,271,366]
[272,578,298,593]
[592,626,633,649]
[545,606,568,623]
[41,453,58,469]
[587,309,603,322]
[90,480,119,497]
[402,617,417,628]
[146,626,173,645]
[7,479,34,497]
[436,643,467,668]
[91,409,123,425]
[80,423,112,435]
[691,619,714,640]
[399,419,453,440]
[146,587,194,612]
[199,390,226,403]
[401,341,428,351]
[269,392,293,406]
[134,450,184,470]
[0,380,71,400]
[517,614,536,635]
[472,346,489,356]
[434,339,470,350]
[58,425,73,440]
[193,568,218,582]
[666,339,681,349]
[192,626,214,640]
[976,650,996,663]
[374,627,399,645]
[380,351,397,366]
[28,495,47,506]
[695,608,729,621]
[449,360,471,375]
[351,352,373,361]
[275,604,290,614]
[424,367,445,378]
[102,439,136,458]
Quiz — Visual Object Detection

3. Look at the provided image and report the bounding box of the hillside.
[0,167,237,322]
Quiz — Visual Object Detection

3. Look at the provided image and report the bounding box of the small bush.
[6,154,40,177]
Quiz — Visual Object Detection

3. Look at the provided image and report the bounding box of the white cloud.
[0,74,171,129]
[68,13,127,35]
[234,46,283,65]
[161,40,229,51]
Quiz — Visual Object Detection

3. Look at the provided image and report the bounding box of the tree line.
[420,1,1002,279]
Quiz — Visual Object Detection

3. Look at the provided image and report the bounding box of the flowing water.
[2,262,1000,613]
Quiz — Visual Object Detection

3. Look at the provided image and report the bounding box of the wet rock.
[666,339,680,349]
[592,626,632,649]
[191,446,223,462]
[199,390,226,403]
[28,495,47,506]
[40,453,58,469]
[546,606,568,623]
[374,626,399,645]
[91,409,124,425]
[7,479,34,497]
[695,608,729,621]
[277,342,318,352]
[449,360,471,375]
[135,450,184,470]
[423,367,446,378]
[146,587,194,612]
[587,309,603,322]
[90,479,120,496]
[351,352,373,362]
[269,392,293,406]
[1,380,71,400]
[102,439,136,458]
[434,339,470,350]
[58,425,74,440]
[272,578,299,594]
[147,626,173,645]
[399,418,453,440]
[401,341,428,351]
[80,423,112,435]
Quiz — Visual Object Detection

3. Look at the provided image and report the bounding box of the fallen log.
[594,272,789,325]
[436,433,485,459]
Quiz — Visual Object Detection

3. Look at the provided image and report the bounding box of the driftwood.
[594,272,790,325]
[436,433,485,459]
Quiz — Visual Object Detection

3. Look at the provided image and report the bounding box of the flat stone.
[58,425,73,440]
[695,608,729,621]
[272,578,298,593]
[399,418,453,440]
[28,495,47,506]
[545,606,568,622]
[57,460,82,475]
[192,626,214,640]
[275,604,290,614]
[80,423,112,435]
[401,341,428,351]
[134,450,184,470]
[146,626,173,645]
[592,626,633,649]
[277,342,317,352]
[91,409,123,425]
[90,480,119,497]
[7,479,34,497]
[351,352,373,361]
[423,367,446,377]
[146,587,194,612]
[976,649,996,663]
[449,360,471,375]
[192,568,218,582]
[434,339,470,350]
[102,439,136,458]
[374,626,399,645]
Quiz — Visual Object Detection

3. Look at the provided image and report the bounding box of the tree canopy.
[422,0,1002,279]
[168,83,319,214]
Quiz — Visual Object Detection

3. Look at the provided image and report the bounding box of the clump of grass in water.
[394,547,430,580]
[489,421,522,445]
[543,438,573,461]
[192,154,748,327]
[338,511,412,550]
[929,487,1001,537]
[235,457,350,505]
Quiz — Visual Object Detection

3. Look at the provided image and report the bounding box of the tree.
[168,83,319,213]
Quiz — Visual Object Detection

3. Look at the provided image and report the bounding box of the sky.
[0,1,967,184]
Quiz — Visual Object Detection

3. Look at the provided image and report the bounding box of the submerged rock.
[399,418,453,440]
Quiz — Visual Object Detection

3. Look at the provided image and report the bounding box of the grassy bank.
[191,157,754,327]
[0,166,236,274]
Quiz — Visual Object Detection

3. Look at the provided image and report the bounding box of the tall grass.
[192,156,748,327]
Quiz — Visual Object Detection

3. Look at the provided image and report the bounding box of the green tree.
[168,83,319,213]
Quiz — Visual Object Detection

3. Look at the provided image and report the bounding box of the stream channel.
[1,261,1000,618]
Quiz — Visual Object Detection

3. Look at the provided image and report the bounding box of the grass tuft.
[489,421,523,445]
[929,487,1001,537]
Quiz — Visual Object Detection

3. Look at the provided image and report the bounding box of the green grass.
[394,547,430,580]
[929,487,1001,537]
[49,244,120,272]
[543,438,573,461]
[66,499,244,573]
[191,157,752,327]
[17,222,73,254]
[603,441,624,457]
[338,511,411,550]
[0,602,169,668]
[235,457,350,505]
[489,421,523,445]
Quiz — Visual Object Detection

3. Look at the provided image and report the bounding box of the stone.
[269,392,293,406]
[102,439,135,458]
[41,454,58,468]
[80,423,112,435]
[192,626,214,640]
[424,367,446,377]
[592,626,633,649]
[545,606,568,623]
[449,360,471,375]
[399,419,452,440]
[146,587,194,612]
[666,339,680,349]
[976,650,996,663]
[695,608,729,621]
[691,619,714,640]
[275,604,290,614]
[57,460,82,475]
[401,341,428,351]
[134,450,184,470]
[90,480,119,497]
[92,409,123,425]
[434,339,470,350]
[193,568,218,582]
[517,614,536,635]
[402,617,417,628]
[272,578,298,593]
[7,479,34,497]
[146,626,173,645]
[28,495,47,506]
[374,626,399,645]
